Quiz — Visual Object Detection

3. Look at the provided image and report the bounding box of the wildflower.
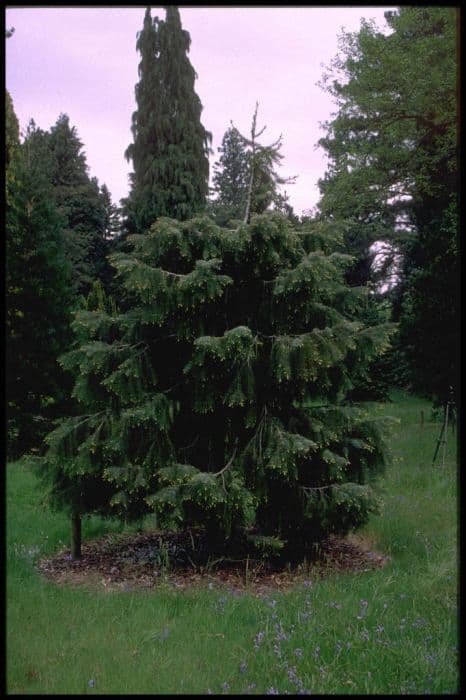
[266,688,279,695]
[375,624,384,635]
[303,579,313,588]
[239,662,248,674]
[287,665,303,688]
[274,622,290,642]
[335,641,342,652]
[412,618,427,629]
[294,648,303,658]
[88,679,96,688]
[222,681,230,692]
[273,643,282,658]
[254,630,265,650]
[314,645,320,657]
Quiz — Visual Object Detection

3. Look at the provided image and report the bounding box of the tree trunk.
[71,512,82,560]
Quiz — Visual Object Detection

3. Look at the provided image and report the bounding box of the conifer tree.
[317,8,458,403]
[124,6,211,233]
[210,104,296,226]
[6,103,74,458]
[6,90,19,170]
[38,212,394,561]
[100,184,122,241]
[47,114,110,294]
[23,115,112,295]
[210,124,250,225]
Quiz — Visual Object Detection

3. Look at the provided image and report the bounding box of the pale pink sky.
[5,6,395,216]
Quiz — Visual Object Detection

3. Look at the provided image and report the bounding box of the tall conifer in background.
[23,114,114,295]
[210,105,296,226]
[100,183,122,241]
[47,114,111,294]
[6,98,74,458]
[317,7,458,405]
[209,124,250,225]
[124,6,211,234]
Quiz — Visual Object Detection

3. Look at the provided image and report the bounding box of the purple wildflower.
[254,630,265,650]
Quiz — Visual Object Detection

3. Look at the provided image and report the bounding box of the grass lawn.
[6,391,458,694]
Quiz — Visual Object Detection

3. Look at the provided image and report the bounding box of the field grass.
[6,391,458,694]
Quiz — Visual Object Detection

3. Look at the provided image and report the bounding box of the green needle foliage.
[37,213,394,560]
[124,6,212,234]
[210,105,296,226]
[6,96,75,459]
[317,7,458,404]
[22,115,113,295]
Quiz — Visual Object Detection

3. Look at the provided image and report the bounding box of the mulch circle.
[36,528,390,595]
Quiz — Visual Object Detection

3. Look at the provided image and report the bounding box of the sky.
[5,5,395,217]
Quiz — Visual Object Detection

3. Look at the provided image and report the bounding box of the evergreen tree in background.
[46,114,112,295]
[242,104,297,223]
[209,124,250,225]
[6,90,19,170]
[6,98,74,458]
[317,7,458,405]
[100,183,122,241]
[22,115,114,296]
[210,105,297,226]
[37,212,393,560]
[124,6,211,234]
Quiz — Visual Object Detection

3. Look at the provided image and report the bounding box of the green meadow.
[7,391,458,695]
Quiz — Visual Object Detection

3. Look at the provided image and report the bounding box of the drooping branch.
[213,446,238,477]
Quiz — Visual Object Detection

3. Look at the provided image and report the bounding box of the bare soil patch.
[37,528,390,595]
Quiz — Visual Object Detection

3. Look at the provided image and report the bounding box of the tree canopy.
[124,6,212,233]
[317,7,458,404]
[6,99,75,458]
[210,105,297,226]
[22,115,114,296]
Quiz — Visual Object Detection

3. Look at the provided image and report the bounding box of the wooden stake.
[441,402,449,468]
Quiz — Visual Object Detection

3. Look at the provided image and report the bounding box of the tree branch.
[213,446,237,477]
[243,101,259,225]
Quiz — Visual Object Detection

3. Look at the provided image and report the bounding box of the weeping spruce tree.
[38,212,394,561]
[123,6,211,234]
